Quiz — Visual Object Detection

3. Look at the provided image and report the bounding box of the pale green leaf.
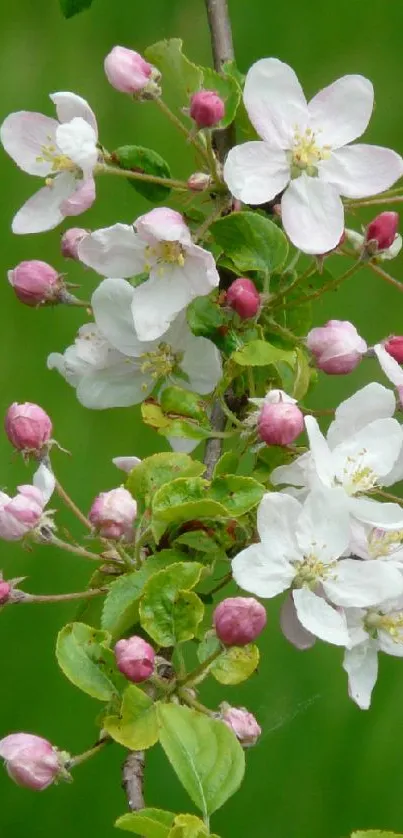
[104,685,159,750]
[211,644,260,685]
[116,809,175,838]
[139,562,204,646]
[56,623,118,702]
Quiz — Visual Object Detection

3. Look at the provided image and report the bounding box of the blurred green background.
[1,1,403,836]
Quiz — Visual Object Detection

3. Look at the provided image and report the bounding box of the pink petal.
[12,173,76,234]
[135,207,191,245]
[0,111,58,176]
[244,57,308,148]
[61,177,96,217]
[320,144,403,199]
[223,141,289,204]
[50,92,98,137]
[281,175,344,254]
[78,223,145,277]
[308,75,374,148]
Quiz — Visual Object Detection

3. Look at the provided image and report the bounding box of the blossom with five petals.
[1,92,99,234]
[223,58,403,254]
[77,207,220,341]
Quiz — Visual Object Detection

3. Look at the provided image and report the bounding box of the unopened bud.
[0,581,11,604]
[187,172,212,192]
[213,596,266,646]
[8,261,61,307]
[104,46,161,98]
[384,336,403,364]
[307,319,367,375]
[5,402,52,453]
[61,228,88,261]
[0,733,62,790]
[89,488,137,539]
[115,636,155,683]
[220,705,261,747]
[365,212,399,253]
[257,392,304,446]
[189,90,225,129]
[226,277,260,319]
[0,485,45,541]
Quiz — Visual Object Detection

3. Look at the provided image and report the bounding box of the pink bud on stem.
[0,734,61,790]
[257,392,304,446]
[89,488,137,539]
[8,261,62,307]
[226,277,261,319]
[214,596,267,646]
[189,90,225,129]
[221,705,261,747]
[0,580,11,604]
[384,336,403,364]
[5,403,52,453]
[61,228,88,261]
[104,46,161,98]
[115,636,155,683]
[365,212,399,253]
[306,319,367,375]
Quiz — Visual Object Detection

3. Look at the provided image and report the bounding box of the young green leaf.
[111,145,172,202]
[168,813,209,838]
[151,477,229,539]
[127,452,205,502]
[232,340,296,368]
[158,704,245,817]
[56,623,118,701]
[209,475,265,517]
[59,0,94,18]
[145,39,202,103]
[160,387,209,424]
[212,451,239,478]
[210,644,260,685]
[139,562,204,646]
[104,685,159,750]
[211,212,288,273]
[116,809,175,838]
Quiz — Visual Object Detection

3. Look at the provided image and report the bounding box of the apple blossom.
[345,226,402,261]
[1,92,99,234]
[189,90,225,128]
[89,487,137,539]
[349,518,403,565]
[280,592,316,650]
[47,278,222,408]
[77,208,220,341]
[257,397,304,446]
[0,733,61,790]
[223,58,403,254]
[213,597,267,645]
[226,277,260,319]
[221,705,261,747]
[61,227,88,260]
[5,402,52,453]
[306,319,367,375]
[0,464,55,541]
[104,46,161,98]
[187,172,212,191]
[114,636,155,682]
[232,489,403,646]
[365,212,399,254]
[8,260,62,306]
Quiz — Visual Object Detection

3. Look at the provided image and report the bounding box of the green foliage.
[200,66,241,129]
[139,562,204,646]
[145,39,202,102]
[232,339,295,368]
[212,451,239,478]
[211,212,288,273]
[56,623,119,702]
[59,0,94,17]
[160,388,209,424]
[210,644,260,685]
[116,809,175,838]
[104,685,159,750]
[111,146,172,202]
[158,704,245,817]
[209,475,264,516]
[151,477,229,539]
[141,402,212,443]
[168,814,211,838]
[127,452,205,504]
[186,296,238,354]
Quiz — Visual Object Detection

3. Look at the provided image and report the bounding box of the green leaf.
[141,404,211,443]
[197,630,222,663]
[351,833,403,838]
[211,644,260,685]
[139,562,204,646]
[168,814,209,838]
[187,296,226,339]
[152,477,229,539]
[111,146,172,203]
[59,0,94,17]
[201,67,241,129]
[211,212,288,274]
[116,809,175,838]
[104,685,159,750]
[212,451,239,478]
[158,704,245,817]
[174,531,220,554]
[127,453,205,503]
[56,623,118,701]
[160,388,209,424]
[145,39,202,103]
[101,552,181,640]
[209,475,265,517]
[291,347,312,400]
[232,340,296,368]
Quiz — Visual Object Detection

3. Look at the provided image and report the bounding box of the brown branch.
[205,0,236,161]
[122,751,146,811]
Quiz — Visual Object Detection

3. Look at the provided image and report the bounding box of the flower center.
[144,241,186,274]
[36,141,78,176]
[139,342,183,387]
[364,608,403,642]
[367,527,403,559]
[335,450,377,495]
[293,552,332,589]
[288,127,331,179]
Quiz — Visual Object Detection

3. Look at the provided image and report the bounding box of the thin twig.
[205,0,236,161]
[99,164,190,192]
[368,261,403,293]
[55,479,92,530]
[20,588,108,605]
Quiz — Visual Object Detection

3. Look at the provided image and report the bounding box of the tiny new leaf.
[116,809,175,838]
[104,685,159,750]
[210,643,260,685]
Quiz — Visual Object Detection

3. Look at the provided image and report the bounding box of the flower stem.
[270,261,317,307]
[280,260,363,308]
[154,98,210,166]
[20,587,108,605]
[99,164,190,192]
[205,130,222,184]
[346,195,403,208]
[368,261,403,293]
[38,532,113,563]
[66,737,110,770]
[55,479,92,530]
[178,688,214,716]
[193,196,230,243]
[369,488,403,506]
[178,647,223,687]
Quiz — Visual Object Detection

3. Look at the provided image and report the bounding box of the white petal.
[320,144,403,199]
[61,177,96,217]
[348,497,403,529]
[244,57,308,147]
[231,543,294,598]
[179,334,222,395]
[77,362,152,409]
[280,592,316,649]
[332,418,403,487]
[50,91,98,137]
[282,176,344,254]
[343,643,378,709]
[378,629,403,658]
[0,111,58,175]
[374,343,403,388]
[327,381,396,449]
[33,463,55,504]
[92,278,154,356]
[78,224,145,277]
[112,456,142,472]
[167,437,200,454]
[256,492,302,557]
[271,452,311,488]
[12,172,76,234]
[296,487,350,562]
[182,245,220,293]
[131,272,194,341]
[308,75,373,148]
[135,207,191,245]
[56,118,98,175]
[324,558,403,607]
[304,415,335,487]
[292,587,349,645]
[223,142,289,204]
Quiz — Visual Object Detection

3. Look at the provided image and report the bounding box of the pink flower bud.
[0,486,44,541]
[365,212,399,252]
[104,46,160,96]
[257,394,304,446]
[115,636,155,683]
[214,596,267,646]
[89,487,137,539]
[0,733,61,790]
[189,90,225,129]
[187,172,212,192]
[0,581,11,604]
[384,336,403,364]
[221,706,261,747]
[61,228,88,260]
[226,277,260,319]
[5,403,52,453]
[307,319,367,375]
[8,261,61,307]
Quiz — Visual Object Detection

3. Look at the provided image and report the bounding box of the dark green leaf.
[139,562,203,646]
[152,477,229,539]
[116,809,175,838]
[187,296,226,339]
[211,212,288,273]
[112,145,171,202]
[59,0,94,18]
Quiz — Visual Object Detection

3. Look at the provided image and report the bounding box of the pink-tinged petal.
[374,343,403,388]
[12,173,76,234]
[281,175,344,254]
[292,587,349,646]
[324,559,403,607]
[308,75,374,148]
[327,381,396,449]
[55,118,98,175]
[132,272,192,341]
[343,642,378,709]
[135,207,191,246]
[244,58,308,148]
[61,177,96,217]
[78,223,145,277]
[112,456,142,472]
[92,278,154,357]
[76,361,152,409]
[182,245,220,293]
[223,142,289,204]
[280,592,316,649]
[320,144,403,199]
[178,333,222,395]
[50,91,98,137]
[231,543,295,598]
[0,112,59,176]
